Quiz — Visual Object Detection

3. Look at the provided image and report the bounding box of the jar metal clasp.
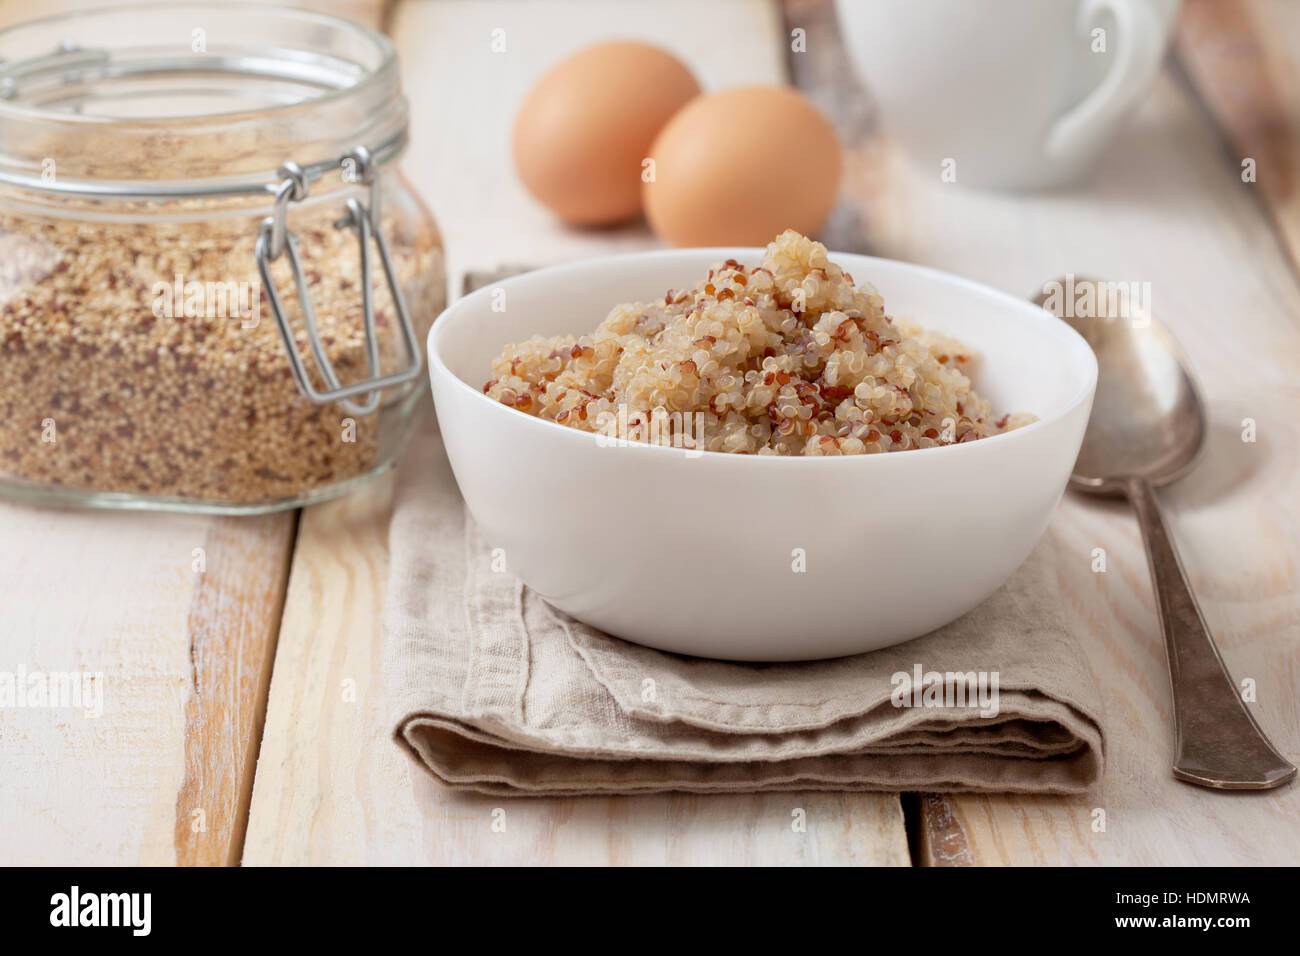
[254,146,423,417]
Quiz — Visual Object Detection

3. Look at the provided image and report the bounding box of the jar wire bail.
[254,145,424,417]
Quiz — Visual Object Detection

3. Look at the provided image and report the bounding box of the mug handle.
[1045,0,1168,160]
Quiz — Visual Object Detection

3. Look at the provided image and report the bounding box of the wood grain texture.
[0,504,294,865]
[244,0,910,866]
[820,32,1300,862]
[1177,0,1300,275]
[173,515,297,866]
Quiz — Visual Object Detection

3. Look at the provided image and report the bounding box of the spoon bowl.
[1054,291,1206,493]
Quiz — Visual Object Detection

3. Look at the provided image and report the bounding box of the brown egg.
[513,41,700,226]
[644,86,842,247]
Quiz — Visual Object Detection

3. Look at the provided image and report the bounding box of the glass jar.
[0,3,445,513]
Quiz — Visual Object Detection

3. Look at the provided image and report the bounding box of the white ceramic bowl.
[428,250,1097,661]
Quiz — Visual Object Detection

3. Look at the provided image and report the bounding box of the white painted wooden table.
[3,0,1298,866]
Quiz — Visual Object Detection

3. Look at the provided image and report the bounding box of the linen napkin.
[384,421,1105,797]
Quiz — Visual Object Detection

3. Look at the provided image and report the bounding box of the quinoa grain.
[484,230,1032,455]
[0,199,443,502]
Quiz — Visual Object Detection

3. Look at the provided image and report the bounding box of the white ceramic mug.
[834,0,1180,189]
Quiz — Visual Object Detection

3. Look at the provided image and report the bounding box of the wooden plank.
[1176,0,1300,278]
[244,0,910,866]
[839,58,1300,862]
[0,504,294,865]
[173,515,297,866]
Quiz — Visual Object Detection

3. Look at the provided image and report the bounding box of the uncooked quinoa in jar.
[0,4,446,511]
[0,203,442,501]
[483,230,1033,455]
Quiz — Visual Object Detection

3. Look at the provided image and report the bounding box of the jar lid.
[0,2,408,199]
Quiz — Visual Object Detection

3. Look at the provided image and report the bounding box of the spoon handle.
[1126,477,1296,790]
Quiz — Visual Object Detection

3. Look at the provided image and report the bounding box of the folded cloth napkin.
[385,422,1105,796]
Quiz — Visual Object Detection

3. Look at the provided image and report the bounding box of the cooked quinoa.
[483,230,1032,456]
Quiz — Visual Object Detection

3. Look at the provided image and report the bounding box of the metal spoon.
[1036,278,1295,790]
